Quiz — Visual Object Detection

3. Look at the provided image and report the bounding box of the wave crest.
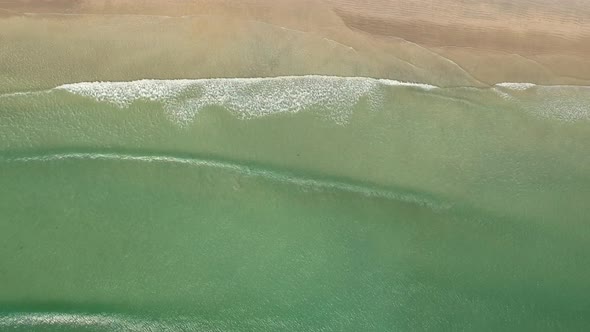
[55,76,437,124]
[1,149,450,210]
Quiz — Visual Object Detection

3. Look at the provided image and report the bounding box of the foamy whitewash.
[56,76,437,124]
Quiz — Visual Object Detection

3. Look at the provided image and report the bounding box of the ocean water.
[1,76,590,331]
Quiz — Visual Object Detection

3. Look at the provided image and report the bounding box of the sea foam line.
[2,150,450,210]
[5,76,586,124]
[0,311,327,331]
[0,312,235,331]
[0,90,51,99]
[50,75,439,125]
[0,76,436,99]
[54,75,440,91]
[494,82,537,91]
[1,76,435,125]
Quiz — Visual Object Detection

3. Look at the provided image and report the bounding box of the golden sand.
[1,0,589,89]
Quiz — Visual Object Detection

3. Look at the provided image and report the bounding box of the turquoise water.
[1,77,590,330]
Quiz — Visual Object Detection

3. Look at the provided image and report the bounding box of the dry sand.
[1,0,589,89]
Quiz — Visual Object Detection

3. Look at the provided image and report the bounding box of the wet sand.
[1,0,589,88]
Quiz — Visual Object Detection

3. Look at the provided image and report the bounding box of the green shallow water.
[1,79,590,330]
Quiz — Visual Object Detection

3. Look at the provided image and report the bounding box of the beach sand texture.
[1,0,590,93]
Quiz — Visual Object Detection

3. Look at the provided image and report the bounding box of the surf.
[2,75,589,123]
[0,311,224,331]
[0,148,451,210]
[53,75,438,124]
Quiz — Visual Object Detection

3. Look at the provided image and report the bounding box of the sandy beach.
[1,0,590,92]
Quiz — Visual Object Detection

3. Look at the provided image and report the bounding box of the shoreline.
[4,74,590,100]
[5,73,590,97]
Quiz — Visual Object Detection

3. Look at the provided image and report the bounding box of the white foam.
[55,75,438,125]
[378,79,438,90]
[495,82,537,91]
[491,87,513,100]
[6,151,449,209]
[0,312,228,331]
[56,79,197,107]
[493,84,590,121]
[0,90,51,99]
[534,90,590,122]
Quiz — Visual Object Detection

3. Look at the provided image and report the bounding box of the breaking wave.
[1,149,451,210]
[54,76,438,124]
[3,76,589,123]
[0,311,287,332]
